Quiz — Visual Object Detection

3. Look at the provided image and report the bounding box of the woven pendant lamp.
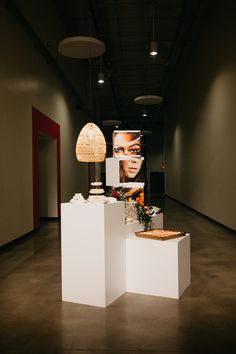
[75,123,106,162]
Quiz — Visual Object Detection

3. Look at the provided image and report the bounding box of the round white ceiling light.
[141,130,152,135]
[58,36,105,59]
[101,120,122,126]
[134,95,164,105]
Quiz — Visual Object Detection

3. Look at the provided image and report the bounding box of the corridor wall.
[0,3,89,246]
[165,1,236,230]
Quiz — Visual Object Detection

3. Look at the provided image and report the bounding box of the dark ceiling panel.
[10,0,209,129]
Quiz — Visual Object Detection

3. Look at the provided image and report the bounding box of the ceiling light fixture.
[150,4,158,56]
[98,71,104,84]
[134,95,163,105]
[98,56,105,84]
[141,130,152,135]
[75,123,106,162]
[101,120,122,126]
[58,36,105,59]
[150,41,158,56]
[142,108,148,117]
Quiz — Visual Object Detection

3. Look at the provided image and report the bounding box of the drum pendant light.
[75,123,106,162]
[58,36,105,59]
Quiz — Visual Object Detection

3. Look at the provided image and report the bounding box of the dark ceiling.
[6,0,212,130]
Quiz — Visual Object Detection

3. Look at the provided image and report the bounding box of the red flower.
[112,191,119,198]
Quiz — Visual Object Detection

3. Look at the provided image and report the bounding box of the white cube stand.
[61,202,126,307]
[126,234,191,299]
[61,202,191,307]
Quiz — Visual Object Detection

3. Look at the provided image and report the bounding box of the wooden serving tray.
[135,229,186,241]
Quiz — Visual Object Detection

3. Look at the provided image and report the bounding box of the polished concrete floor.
[0,197,236,354]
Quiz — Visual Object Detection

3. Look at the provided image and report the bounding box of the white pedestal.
[61,202,191,306]
[126,234,191,299]
[61,202,126,307]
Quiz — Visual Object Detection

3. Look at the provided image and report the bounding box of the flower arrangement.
[135,193,160,231]
[107,188,127,201]
[107,189,161,230]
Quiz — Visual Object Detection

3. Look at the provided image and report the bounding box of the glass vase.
[144,221,151,231]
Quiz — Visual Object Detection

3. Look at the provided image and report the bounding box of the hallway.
[0,197,236,354]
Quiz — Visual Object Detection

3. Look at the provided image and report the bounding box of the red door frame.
[32,107,61,229]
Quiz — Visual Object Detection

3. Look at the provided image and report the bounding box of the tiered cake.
[88,179,105,202]
[89,181,105,195]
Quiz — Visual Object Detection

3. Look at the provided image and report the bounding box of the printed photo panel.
[115,186,144,202]
[113,130,141,157]
[119,158,145,184]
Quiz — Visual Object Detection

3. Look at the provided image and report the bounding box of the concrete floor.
[0,197,236,354]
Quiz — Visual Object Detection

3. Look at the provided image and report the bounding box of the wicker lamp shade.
[75,123,106,162]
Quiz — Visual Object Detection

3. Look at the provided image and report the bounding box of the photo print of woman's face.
[118,186,144,201]
[113,130,141,157]
[119,158,144,183]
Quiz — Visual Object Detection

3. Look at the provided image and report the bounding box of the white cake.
[91,181,102,187]
[89,181,105,195]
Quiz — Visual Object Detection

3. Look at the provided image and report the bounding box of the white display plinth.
[61,201,191,306]
[61,202,126,307]
[126,233,191,299]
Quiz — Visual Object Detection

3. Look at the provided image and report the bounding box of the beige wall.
[165,2,236,230]
[0,3,89,246]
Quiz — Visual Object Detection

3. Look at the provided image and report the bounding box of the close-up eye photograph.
[113,130,142,157]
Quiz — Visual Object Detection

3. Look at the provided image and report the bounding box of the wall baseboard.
[165,194,236,233]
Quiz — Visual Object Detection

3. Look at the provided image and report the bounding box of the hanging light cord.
[152,4,155,41]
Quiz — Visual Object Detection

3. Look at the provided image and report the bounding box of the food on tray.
[135,229,186,240]
[144,230,184,237]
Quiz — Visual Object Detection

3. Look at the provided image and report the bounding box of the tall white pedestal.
[61,202,126,307]
[126,234,191,299]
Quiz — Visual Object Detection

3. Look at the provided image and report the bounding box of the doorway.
[32,107,61,229]
[39,133,57,218]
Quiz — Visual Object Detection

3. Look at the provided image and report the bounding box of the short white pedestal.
[126,234,191,299]
[61,202,126,307]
